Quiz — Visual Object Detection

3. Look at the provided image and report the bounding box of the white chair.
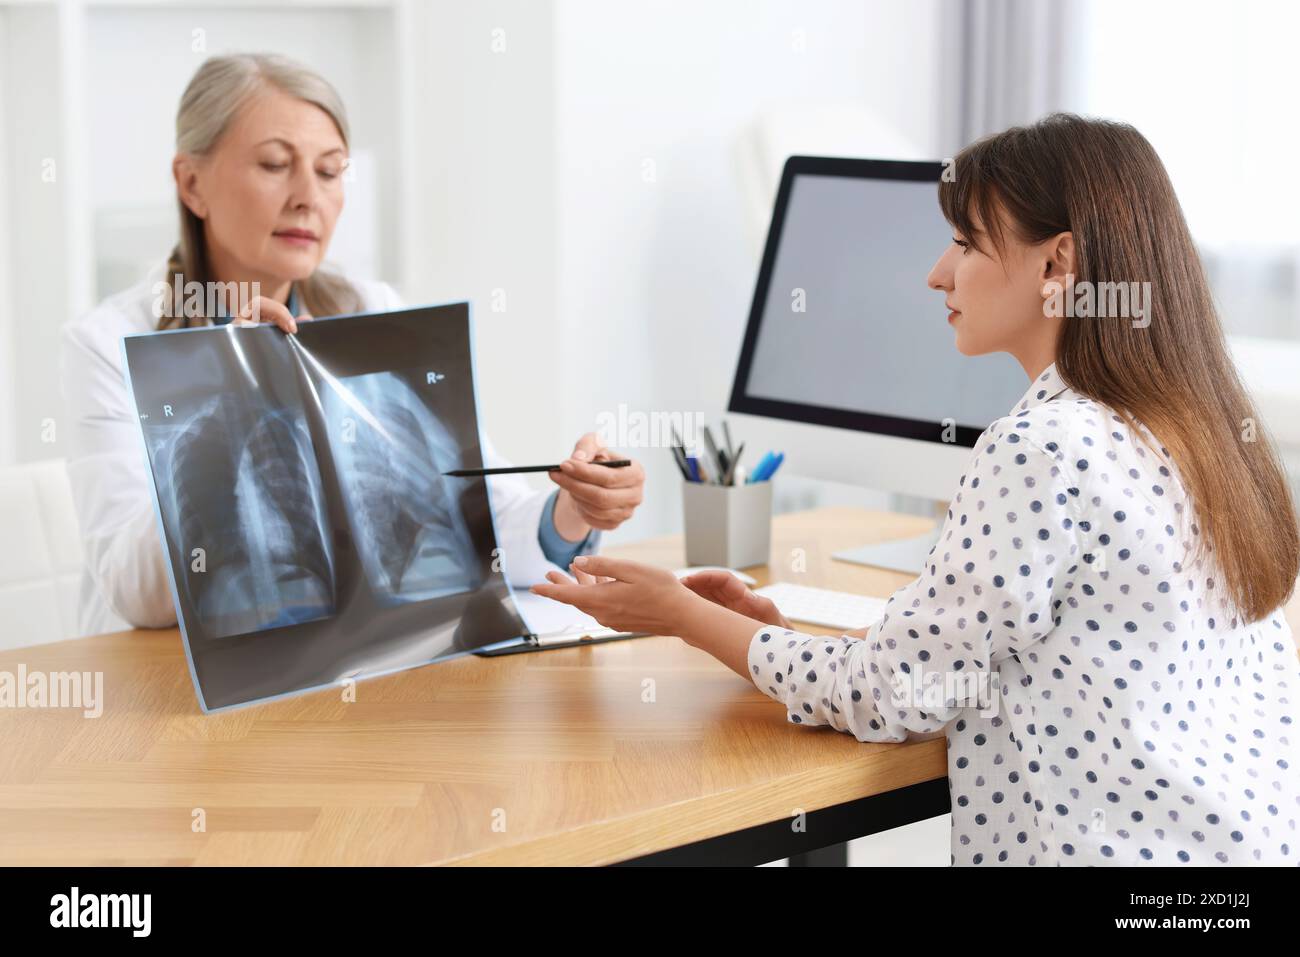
[0,458,88,649]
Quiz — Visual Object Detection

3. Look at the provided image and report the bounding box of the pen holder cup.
[682,480,773,570]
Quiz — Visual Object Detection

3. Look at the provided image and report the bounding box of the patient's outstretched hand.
[530,556,698,637]
[679,570,792,631]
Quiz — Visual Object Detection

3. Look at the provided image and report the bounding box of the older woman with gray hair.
[61,53,645,637]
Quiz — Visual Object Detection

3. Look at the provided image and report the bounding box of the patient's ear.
[1041,231,1076,282]
[173,153,208,220]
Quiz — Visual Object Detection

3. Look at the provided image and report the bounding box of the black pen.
[702,425,727,481]
[669,445,693,481]
[444,459,632,477]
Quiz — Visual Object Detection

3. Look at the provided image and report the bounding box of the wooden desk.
[0,506,949,866]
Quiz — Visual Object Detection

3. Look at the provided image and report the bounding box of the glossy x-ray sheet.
[123,303,530,712]
[149,392,336,637]
[321,371,478,604]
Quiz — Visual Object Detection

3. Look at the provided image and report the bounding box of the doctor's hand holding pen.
[668,421,783,486]
[547,433,647,534]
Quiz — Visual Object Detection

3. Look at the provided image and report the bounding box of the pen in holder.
[682,479,773,569]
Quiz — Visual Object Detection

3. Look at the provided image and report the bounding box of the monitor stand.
[832,523,940,575]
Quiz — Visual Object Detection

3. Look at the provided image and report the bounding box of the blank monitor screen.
[729,157,1026,447]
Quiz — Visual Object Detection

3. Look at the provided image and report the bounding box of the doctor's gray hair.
[161,52,361,329]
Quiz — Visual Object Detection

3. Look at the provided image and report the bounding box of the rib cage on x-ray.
[324,372,480,603]
[124,303,527,711]
[165,394,336,637]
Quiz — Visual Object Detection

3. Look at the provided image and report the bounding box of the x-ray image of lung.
[152,393,336,638]
[322,371,480,604]
[124,302,532,713]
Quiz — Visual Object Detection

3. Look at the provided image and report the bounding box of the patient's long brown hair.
[939,112,1298,623]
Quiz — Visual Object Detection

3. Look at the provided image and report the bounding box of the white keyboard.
[754,582,888,629]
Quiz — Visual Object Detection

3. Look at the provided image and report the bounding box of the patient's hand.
[679,570,792,631]
[531,556,699,636]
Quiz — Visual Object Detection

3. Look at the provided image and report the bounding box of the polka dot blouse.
[748,362,1299,865]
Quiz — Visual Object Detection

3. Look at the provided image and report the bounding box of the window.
[1073,0,1300,340]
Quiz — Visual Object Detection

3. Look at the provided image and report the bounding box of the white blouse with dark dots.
[748,362,1299,865]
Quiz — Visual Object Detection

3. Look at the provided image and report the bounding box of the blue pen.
[764,452,785,481]
[748,451,775,483]
[686,455,701,482]
[753,451,785,482]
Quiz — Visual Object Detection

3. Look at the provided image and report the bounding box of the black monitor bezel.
[727,155,985,449]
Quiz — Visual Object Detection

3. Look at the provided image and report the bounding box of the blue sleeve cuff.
[538,490,602,568]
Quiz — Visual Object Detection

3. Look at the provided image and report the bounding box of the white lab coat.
[60,261,563,638]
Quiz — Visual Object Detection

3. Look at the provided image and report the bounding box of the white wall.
[394,0,949,542]
[396,0,561,480]
[0,7,13,466]
[551,0,946,542]
[1,3,74,466]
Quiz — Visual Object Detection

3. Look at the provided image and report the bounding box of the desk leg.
[788,842,849,867]
[616,777,949,867]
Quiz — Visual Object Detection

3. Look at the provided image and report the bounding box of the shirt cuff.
[748,624,800,703]
[537,490,602,568]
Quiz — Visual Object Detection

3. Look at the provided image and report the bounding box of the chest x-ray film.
[123,303,530,712]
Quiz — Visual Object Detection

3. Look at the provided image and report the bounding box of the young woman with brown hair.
[534,113,1300,866]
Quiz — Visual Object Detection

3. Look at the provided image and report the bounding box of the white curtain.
[939,0,1087,154]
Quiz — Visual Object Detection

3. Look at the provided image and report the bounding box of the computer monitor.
[727,156,1026,572]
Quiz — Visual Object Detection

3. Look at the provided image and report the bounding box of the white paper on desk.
[512,590,622,639]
